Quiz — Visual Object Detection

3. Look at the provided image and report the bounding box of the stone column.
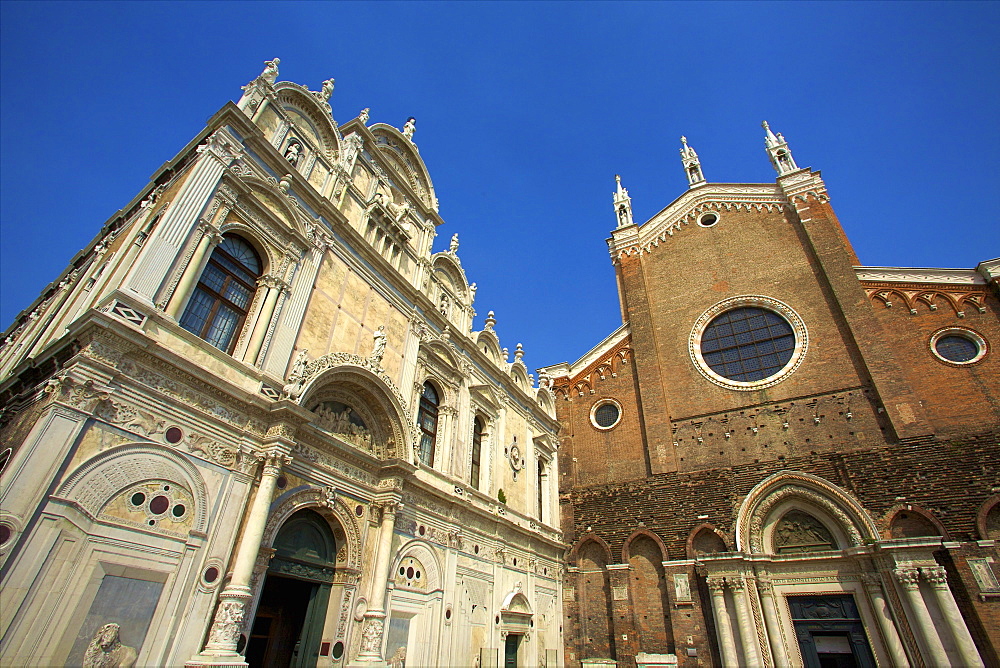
[892,567,949,666]
[860,573,909,667]
[706,576,739,667]
[923,566,984,667]
[730,576,762,667]
[354,498,401,663]
[187,450,290,666]
[756,578,789,668]
[166,223,223,318]
[243,275,285,365]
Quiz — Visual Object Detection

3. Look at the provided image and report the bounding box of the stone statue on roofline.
[261,58,280,85]
[321,78,335,101]
[402,117,416,140]
[359,108,370,125]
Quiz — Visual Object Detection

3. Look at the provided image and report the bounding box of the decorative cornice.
[855,266,987,286]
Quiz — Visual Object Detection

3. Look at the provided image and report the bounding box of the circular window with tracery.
[590,399,622,430]
[930,327,987,366]
[690,296,808,391]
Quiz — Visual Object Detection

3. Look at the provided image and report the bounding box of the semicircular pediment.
[273,83,340,161]
[370,124,436,209]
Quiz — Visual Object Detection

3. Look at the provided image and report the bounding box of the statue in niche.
[402,117,416,140]
[358,108,370,125]
[284,140,302,166]
[261,58,280,85]
[82,623,138,668]
[289,349,309,381]
[439,293,450,317]
[321,78,335,101]
[449,233,459,253]
[371,325,387,365]
[388,645,406,668]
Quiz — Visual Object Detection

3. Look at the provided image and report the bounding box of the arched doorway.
[246,509,336,667]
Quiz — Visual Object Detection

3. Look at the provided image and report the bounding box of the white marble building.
[0,59,563,668]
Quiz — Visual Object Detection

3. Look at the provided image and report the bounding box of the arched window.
[471,416,484,489]
[179,235,262,353]
[417,382,439,467]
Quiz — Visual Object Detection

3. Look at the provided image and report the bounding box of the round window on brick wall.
[930,327,988,366]
[590,399,622,430]
[690,296,808,391]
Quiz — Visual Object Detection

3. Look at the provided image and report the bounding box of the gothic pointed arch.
[621,528,669,564]
[882,503,948,540]
[686,523,730,558]
[735,471,879,553]
[55,443,209,535]
[294,356,416,463]
[369,124,437,210]
[571,533,614,565]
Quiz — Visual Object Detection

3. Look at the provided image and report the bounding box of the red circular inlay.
[149,495,170,514]
[204,567,219,583]
[406,566,414,579]
[165,427,183,443]
[0,524,11,545]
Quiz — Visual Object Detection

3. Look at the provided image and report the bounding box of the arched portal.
[246,509,337,668]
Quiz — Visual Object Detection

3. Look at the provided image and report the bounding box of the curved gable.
[370,124,436,210]
[273,83,341,161]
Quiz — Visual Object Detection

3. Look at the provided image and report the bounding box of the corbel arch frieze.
[736,471,879,553]
[54,443,210,533]
[261,485,363,572]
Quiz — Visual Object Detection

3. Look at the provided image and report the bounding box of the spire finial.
[762,121,799,175]
[679,135,705,187]
[612,174,634,228]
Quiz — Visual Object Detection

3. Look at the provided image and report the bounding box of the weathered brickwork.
[545,147,1000,666]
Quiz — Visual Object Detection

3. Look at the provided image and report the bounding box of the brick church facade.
[541,128,999,667]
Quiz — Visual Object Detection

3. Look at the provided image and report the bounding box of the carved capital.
[923,566,949,588]
[729,575,747,592]
[706,575,727,594]
[893,567,921,589]
[259,451,292,478]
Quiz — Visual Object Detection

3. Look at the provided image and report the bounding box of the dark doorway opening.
[789,595,875,668]
[504,633,522,668]
[246,509,337,668]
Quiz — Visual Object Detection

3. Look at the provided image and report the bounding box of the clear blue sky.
[2,1,998,371]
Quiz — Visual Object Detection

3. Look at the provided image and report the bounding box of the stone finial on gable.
[762,121,799,176]
[613,175,634,228]
[680,136,705,187]
[485,311,497,330]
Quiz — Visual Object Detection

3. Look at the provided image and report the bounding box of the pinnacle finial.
[681,135,688,147]
[762,120,779,146]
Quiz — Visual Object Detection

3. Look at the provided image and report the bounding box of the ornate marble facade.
[0,60,562,668]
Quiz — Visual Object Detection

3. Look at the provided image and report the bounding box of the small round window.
[698,212,719,227]
[590,400,622,430]
[690,296,808,391]
[930,328,987,366]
